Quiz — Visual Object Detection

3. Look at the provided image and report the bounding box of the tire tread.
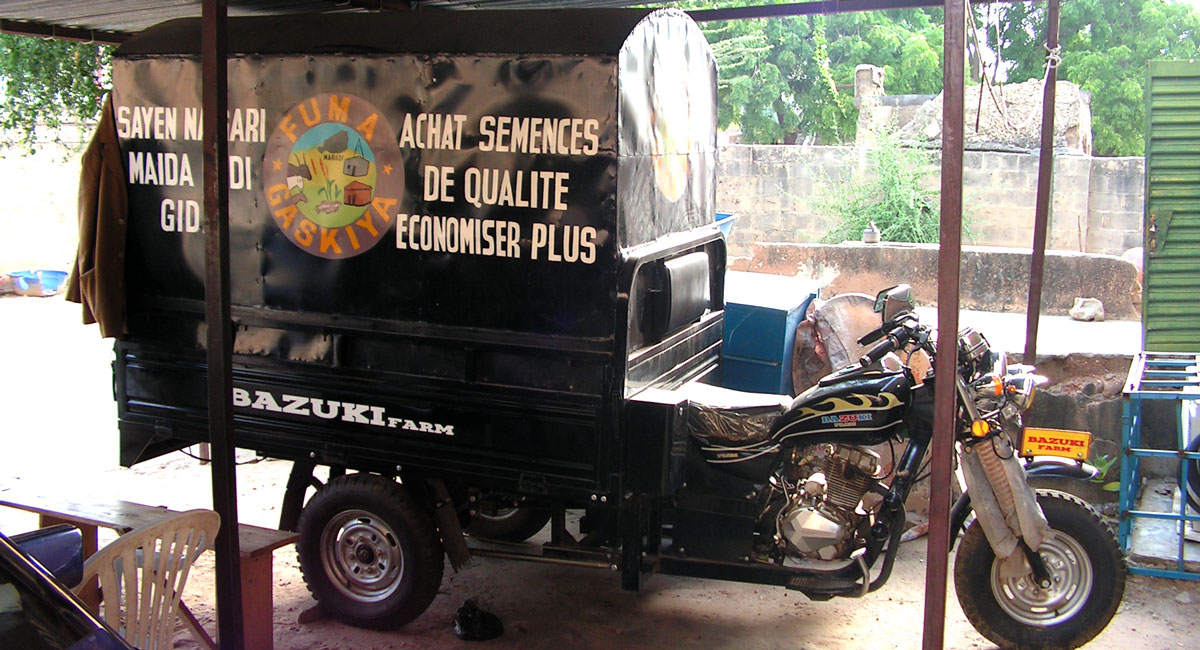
[953,489,1125,649]
[297,473,445,630]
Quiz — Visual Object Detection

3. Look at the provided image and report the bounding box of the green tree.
[822,9,944,96]
[0,34,111,147]
[986,0,1200,156]
[704,15,854,144]
[700,6,945,144]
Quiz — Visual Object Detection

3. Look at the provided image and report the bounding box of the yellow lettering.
[273,205,298,229]
[328,95,350,123]
[296,219,317,246]
[356,113,378,142]
[369,196,396,227]
[298,98,321,127]
[356,212,379,238]
[279,115,298,143]
[319,227,342,255]
[266,183,289,207]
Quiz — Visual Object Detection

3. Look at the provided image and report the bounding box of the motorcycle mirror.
[873,284,915,323]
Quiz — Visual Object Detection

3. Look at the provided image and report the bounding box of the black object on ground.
[454,599,503,641]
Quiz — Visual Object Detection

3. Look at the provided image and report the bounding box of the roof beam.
[687,0,1036,22]
[0,18,127,44]
[318,0,414,11]
[688,0,943,21]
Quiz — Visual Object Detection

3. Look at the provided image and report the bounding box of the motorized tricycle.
[91,9,1122,649]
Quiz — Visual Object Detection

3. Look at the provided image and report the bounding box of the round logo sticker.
[263,93,402,259]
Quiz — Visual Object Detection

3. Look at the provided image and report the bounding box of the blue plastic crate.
[722,271,820,395]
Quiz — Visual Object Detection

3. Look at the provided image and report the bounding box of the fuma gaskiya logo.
[263,93,403,259]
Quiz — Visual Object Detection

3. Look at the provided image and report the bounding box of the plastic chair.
[74,509,220,650]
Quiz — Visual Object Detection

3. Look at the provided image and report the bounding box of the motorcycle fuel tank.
[769,370,911,446]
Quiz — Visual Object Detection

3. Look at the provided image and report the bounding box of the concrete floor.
[915,307,1142,358]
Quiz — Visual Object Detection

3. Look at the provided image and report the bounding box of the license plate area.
[1020,427,1092,460]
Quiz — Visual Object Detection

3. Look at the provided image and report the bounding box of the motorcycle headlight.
[1005,374,1047,411]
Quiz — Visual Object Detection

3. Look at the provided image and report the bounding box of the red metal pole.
[924,0,965,648]
[202,1,245,647]
[1023,0,1062,364]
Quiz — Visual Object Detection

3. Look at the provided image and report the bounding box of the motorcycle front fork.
[948,486,1053,586]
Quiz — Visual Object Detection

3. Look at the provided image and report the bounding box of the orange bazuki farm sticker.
[1021,427,1092,460]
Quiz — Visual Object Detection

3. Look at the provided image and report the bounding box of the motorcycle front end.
[943,319,1125,650]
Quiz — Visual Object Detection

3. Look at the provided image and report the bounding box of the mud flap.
[428,478,472,571]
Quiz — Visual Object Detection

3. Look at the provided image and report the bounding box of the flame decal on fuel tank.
[701,392,905,458]
[772,392,904,440]
[793,392,902,421]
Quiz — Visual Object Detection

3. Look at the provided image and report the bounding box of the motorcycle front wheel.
[954,489,1125,650]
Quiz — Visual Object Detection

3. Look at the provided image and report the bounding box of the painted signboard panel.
[114,54,621,337]
[111,8,717,342]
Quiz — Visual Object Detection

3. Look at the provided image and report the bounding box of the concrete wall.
[716,144,1145,259]
[733,241,1141,318]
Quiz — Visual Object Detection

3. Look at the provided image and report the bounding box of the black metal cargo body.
[112,9,723,505]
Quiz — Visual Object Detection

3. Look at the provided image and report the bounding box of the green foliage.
[815,129,944,244]
[703,14,854,144]
[822,10,944,96]
[699,5,944,144]
[701,0,1200,156]
[984,0,1200,156]
[1088,453,1121,491]
[0,34,111,148]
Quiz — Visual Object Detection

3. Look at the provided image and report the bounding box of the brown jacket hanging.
[66,94,128,338]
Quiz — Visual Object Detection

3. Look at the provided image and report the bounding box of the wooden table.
[0,483,299,650]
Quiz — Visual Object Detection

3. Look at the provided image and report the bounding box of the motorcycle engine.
[777,444,883,560]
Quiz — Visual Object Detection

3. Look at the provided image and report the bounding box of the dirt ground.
[1,295,1199,649]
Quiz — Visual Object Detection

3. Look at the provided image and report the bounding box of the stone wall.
[716,144,1145,260]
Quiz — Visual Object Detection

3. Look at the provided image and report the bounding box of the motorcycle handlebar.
[859,326,911,367]
[858,327,886,346]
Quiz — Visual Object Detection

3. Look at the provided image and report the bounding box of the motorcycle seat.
[674,381,791,446]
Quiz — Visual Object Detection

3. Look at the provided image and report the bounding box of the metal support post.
[924,1,966,648]
[202,1,245,647]
[1023,0,1061,364]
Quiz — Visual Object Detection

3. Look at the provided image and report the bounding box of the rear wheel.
[954,490,1125,649]
[466,502,551,543]
[297,474,444,629]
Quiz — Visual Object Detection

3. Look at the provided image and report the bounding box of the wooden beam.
[0,18,127,45]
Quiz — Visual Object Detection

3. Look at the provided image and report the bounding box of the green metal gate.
[1144,60,1200,352]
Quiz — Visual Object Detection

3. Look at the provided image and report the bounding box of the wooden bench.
[0,483,299,650]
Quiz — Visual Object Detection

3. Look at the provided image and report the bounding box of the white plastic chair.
[74,509,220,650]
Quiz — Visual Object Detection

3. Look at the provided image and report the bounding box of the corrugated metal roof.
[0,0,666,44]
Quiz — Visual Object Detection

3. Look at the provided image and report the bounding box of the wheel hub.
[990,530,1092,627]
[355,543,376,564]
[320,509,405,603]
